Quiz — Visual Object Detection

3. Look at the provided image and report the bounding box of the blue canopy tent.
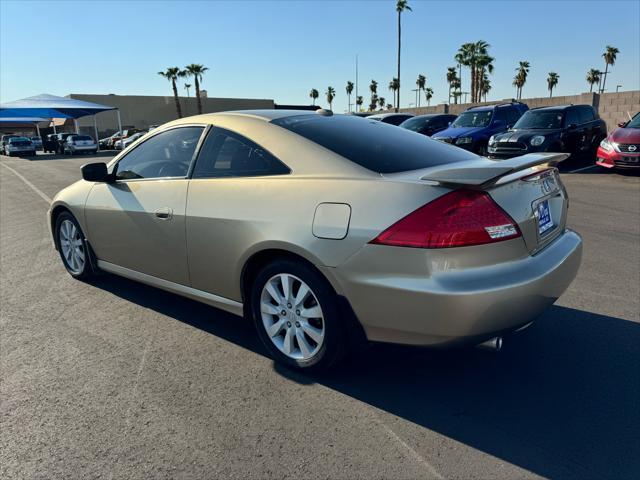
[0,94,121,149]
[0,117,50,138]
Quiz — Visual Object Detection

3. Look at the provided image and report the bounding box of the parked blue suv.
[432,102,528,155]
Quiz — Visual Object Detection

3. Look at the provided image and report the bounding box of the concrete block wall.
[384,91,639,132]
[598,91,640,130]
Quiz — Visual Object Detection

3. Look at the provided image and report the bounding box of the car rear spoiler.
[420,153,570,187]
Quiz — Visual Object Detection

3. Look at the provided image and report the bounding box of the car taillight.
[370,189,521,249]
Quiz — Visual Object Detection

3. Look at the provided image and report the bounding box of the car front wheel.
[250,260,346,372]
[55,212,94,280]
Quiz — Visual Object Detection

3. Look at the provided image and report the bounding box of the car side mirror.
[81,162,111,182]
[617,121,627,128]
[447,121,452,126]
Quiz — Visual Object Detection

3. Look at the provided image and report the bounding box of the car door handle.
[154,207,173,220]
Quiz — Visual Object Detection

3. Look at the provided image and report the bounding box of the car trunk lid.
[385,153,570,254]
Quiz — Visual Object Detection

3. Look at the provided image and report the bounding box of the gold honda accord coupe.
[48,110,582,371]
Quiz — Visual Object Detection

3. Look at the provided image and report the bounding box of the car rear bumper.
[327,229,582,346]
[71,146,98,152]
[7,149,36,155]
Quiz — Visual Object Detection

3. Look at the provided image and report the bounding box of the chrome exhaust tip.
[476,336,503,352]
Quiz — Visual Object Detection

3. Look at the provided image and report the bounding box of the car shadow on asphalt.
[91,273,639,479]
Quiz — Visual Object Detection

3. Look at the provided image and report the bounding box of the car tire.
[250,259,346,372]
[54,211,95,280]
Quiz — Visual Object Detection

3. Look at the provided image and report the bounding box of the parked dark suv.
[432,102,528,155]
[488,105,607,159]
[53,133,76,154]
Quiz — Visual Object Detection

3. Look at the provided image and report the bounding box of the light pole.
[411,88,419,108]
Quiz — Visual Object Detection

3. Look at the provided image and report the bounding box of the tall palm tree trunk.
[396,11,401,112]
[601,64,609,94]
[195,76,202,114]
[172,79,182,118]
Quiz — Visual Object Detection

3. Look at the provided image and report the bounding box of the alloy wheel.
[59,219,85,274]
[260,273,325,360]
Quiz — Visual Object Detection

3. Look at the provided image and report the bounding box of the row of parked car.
[0,135,41,156]
[367,103,639,169]
[363,101,615,163]
[99,126,157,150]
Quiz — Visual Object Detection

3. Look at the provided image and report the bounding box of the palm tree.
[356,95,364,111]
[369,79,378,95]
[547,72,559,98]
[395,0,412,112]
[446,67,457,104]
[481,74,491,102]
[388,77,399,109]
[514,61,530,99]
[456,42,481,102]
[512,74,523,99]
[386,104,393,110]
[309,88,319,105]
[449,49,471,103]
[450,79,461,104]
[158,67,186,118]
[184,64,209,114]
[326,86,336,110]
[369,94,379,112]
[424,87,433,106]
[600,45,619,93]
[346,81,354,112]
[416,74,426,107]
[475,53,494,103]
[457,41,493,103]
[369,79,378,111]
[471,41,490,102]
[586,69,601,93]
[378,96,386,110]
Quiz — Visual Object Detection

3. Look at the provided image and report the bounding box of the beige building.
[69,93,275,136]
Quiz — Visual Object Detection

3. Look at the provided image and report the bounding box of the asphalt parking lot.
[1,152,639,479]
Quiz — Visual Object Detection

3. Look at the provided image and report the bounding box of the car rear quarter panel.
[185,176,451,301]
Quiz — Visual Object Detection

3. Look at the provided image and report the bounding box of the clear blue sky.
[1,0,638,111]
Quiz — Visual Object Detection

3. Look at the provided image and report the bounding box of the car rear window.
[73,135,93,141]
[271,114,476,173]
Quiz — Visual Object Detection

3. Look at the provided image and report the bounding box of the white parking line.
[568,165,599,174]
[373,415,445,479]
[0,162,52,203]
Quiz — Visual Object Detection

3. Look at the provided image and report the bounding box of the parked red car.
[596,113,640,169]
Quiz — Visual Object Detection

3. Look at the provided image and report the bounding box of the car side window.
[192,128,290,178]
[578,106,595,124]
[114,126,204,180]
[493,108,508,124]
[565,109,580,127]
[505,108,521,126]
